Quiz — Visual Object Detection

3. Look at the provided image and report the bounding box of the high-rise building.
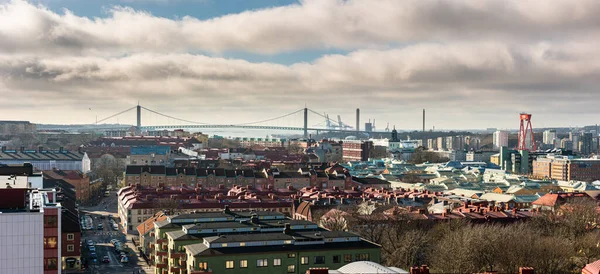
[543,130,557,147]
[580,133,593,155]
[560,139,573,151]
[570,132,579,152]
[493,131,509,150]
[437,137,446,150]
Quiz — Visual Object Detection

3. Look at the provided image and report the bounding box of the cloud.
[0,0,599,129]
[2,41,600,127]
[1,0,599,55]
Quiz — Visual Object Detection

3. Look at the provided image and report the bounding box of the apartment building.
[146,209,380,274]
[341,140,373,162]
[0,188,62,274]
[533,156,600,182]
[117,184,294,234]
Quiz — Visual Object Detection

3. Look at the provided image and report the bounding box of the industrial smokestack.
[422,109,425,132]
[356,108,360,132]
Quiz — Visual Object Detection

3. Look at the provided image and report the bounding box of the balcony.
[156,263,167,269]
[170,252,186,259]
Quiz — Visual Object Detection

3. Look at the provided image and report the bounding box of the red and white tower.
[517,113,536,151]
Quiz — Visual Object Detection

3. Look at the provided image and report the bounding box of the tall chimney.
[422,109,425,132]
[356,108,360,133]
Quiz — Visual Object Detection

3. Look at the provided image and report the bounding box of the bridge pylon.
[303,108,308,139]
[137,104,141,128]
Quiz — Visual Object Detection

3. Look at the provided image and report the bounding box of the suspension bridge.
[45,105,393,138]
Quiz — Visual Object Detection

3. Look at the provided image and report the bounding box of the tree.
[158,198,181,215]
[319,209,349,231]
[287,143,303,154]
[93,155,125,188]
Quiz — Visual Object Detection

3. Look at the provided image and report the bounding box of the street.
[78,190,154,274]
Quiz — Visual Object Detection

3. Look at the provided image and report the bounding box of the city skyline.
[1,0,600,129]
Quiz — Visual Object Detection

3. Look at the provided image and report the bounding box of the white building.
[493,131,509,149]
[0,163,43,189]
[0,147,90,173]
[543,130,557,146]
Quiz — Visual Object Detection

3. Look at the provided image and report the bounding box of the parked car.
[86,240,94,246]
[102,256,110,263]
[120,256,129,263]
[110,239,120,246]
[89,245,95,252]
[97,224,103,230]
[90,252,97,259]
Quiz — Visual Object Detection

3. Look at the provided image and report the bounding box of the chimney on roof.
[78,146,82,154]
[59,147,63,153]
[224,205,230,214]
[250,213,259,224]
[1,146,5,152]
[38,146,43,153]
[20,146,25,153]
[283,223,291,235]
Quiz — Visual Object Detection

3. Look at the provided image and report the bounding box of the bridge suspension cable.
[95,106,137,124]
[233,109,304,126]
[141,106,209,125]
[307,109,343,127]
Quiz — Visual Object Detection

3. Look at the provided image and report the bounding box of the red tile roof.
[583,259,600,274]
[532,192,590,207]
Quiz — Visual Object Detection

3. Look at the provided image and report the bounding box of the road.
[78,190,154,274]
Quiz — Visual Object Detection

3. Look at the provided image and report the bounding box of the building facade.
[146,210,380,274]
[493,131,509,150]
[532,156,600,182]
[341,140,373,162]
[0,188,62,274]
[0,147,90,172]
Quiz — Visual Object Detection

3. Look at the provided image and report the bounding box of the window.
[67,244,74,252]
[43,237,58,249]
[226,260,234,269]
[240,260,248,268]
[287,265,295,273]
[198,262,208,270]
[314,256,325,264]
[44,216,57,227]
[274,258,281,266]
[356,253,370,261]
[333,255,341,264]
[67,233,74,241]
[344,254,352,263]
[44,258,58,270]
[300,256,309,265]
[287,253,296,258]
[284,240,292,244]
[221,243,228,247]
[256,259,268,267]
[239,242,246,246]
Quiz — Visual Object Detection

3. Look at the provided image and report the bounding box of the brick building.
[533,157,600,182]
[341,140,373,162]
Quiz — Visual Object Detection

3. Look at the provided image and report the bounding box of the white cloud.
[1,0,599,55]
[2,41,599,128]
[0,0,599,129]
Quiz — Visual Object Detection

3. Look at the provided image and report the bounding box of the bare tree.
[319,209,349,231]
[93,155,125,188]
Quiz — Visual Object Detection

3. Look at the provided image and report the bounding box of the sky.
[1,0,600,130]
